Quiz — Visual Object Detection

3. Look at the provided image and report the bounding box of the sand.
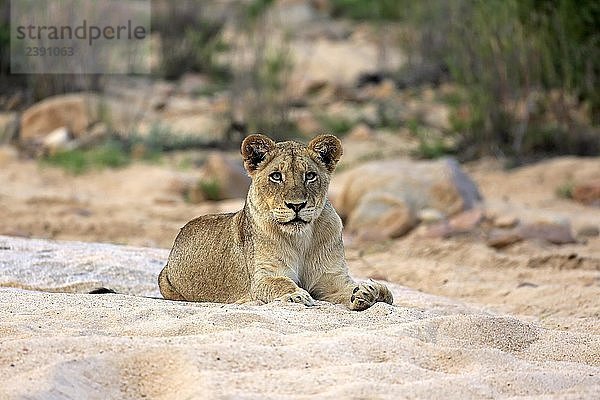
[1,235,599,399]
[1,153,599,398]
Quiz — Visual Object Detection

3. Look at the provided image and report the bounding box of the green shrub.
[126,124,220,153]
[330,0,403,20]
[556,181,574,199]
[318,115,354,136]
[153,2,230,81]
[43,140,130,174]
[198,179,221,201]
[398,0,599,159]
[407,119,454,159]
[227,16,299,141]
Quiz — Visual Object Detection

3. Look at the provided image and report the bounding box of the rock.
[334,158,481,239]
[448,208,484,232]
[487,229,523,249]
[487,220,578,248]
[421,208,483,239]
[41,127,73,156]
[418,208,445,224]
[571,180,600,206]
[167,174,196,197]
[291,108,322,137]
[346,123,374,141]
[0,112,18,144]
[290,35,405,89]
[335,130,416,171]
[422,221,453,239]
[349,193,417,241]
[20,93,100,146]
[74,123,110,150]
[161,113,228,143]
[494,215,519,229]
[421,103,451,131]
[186,184,207,204]
[577,225,599,238]
[199,152,251,200]
[518,221,576,245]
[357,78,397,100]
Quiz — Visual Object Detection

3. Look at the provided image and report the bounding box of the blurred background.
[0,0,598,328]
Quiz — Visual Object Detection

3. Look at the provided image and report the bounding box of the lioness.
[158,134,393,310]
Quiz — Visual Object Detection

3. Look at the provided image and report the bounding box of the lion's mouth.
[282,216,308,225]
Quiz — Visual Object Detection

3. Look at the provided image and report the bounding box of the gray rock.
[518,221,576,245]
[494,215,519,229]
[41,126,74,155]
[199,152,251,200]
[572,180,600,206]
[20,93,100,146]
[577,225,599,238]
[333,158,481,239]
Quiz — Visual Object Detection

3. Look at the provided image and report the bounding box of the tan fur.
[158,134,393,310]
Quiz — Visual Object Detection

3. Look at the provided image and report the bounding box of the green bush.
[398,0,599,159]
[227,16,299,141]
[318,115,354,136]
[407,119,454,159]
[198,179,221,201]
[43,140,130,174]
[153,2,230,81]
[330,0,403,20]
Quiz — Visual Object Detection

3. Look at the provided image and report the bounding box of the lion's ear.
[241,134,276,174]
[308,134,343,172]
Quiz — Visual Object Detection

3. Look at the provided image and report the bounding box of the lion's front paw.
[350,280,394,311]
[274,288,315,306]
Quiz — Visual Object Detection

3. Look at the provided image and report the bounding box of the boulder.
[572,180,600,206]
[518,221,577,245]
[577,225,599,238]
[291,108,322,137]
[417,208,445,224]
[421,208,484,239]
[20,93,100,147]
[487,221,577,249]
[199,152,251,200]
[290,32,404,88]
[41,126,74,156]
[333,158,481,239]
[487,230,523,249]
[448,208,484,232]
[494,214,519,229]
[74,123,110,150]
[346,123,374,141]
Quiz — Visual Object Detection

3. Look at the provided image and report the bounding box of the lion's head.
[241,134,342,234]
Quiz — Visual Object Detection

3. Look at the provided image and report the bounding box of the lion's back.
[162,211,252,303]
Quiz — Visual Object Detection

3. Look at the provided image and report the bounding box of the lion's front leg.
[251,266,315,306]
[311,273,393,311]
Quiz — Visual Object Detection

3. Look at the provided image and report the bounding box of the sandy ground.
[0,150,598,331]
[1,236,599,399]
[0,149,599,398]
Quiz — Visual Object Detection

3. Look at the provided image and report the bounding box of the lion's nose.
[285,201,307,213]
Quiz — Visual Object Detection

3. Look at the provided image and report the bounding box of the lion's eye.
[269,171,283,183]
[305,172,317,183]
